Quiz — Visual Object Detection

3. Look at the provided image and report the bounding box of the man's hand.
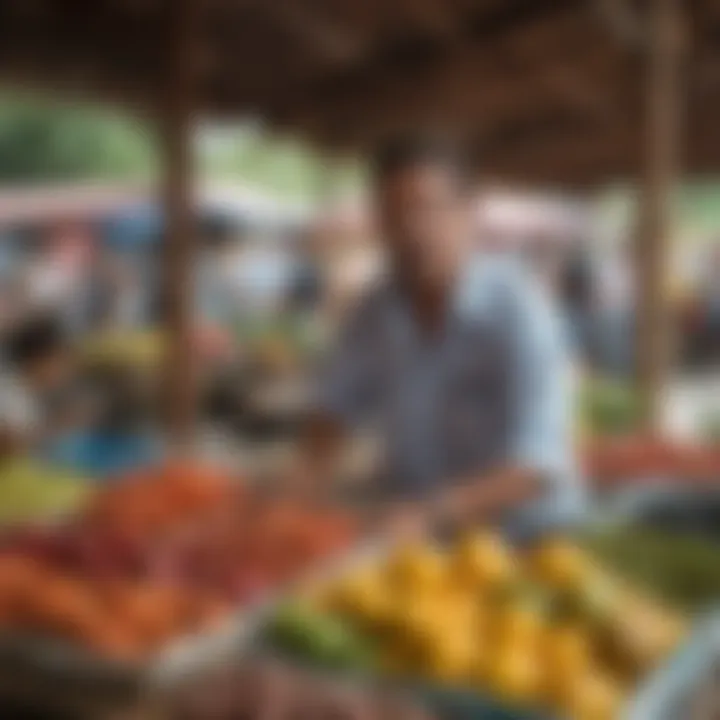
[374,501,431,541]
[433,467,539,529]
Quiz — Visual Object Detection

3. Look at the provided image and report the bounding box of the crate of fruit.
[625,611,720,720]
[0,460,364,711]
[258,526,692,720]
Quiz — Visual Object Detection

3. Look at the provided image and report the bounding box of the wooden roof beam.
[257,1,365,63]
[390,0,463,38]
[293,11,612,148]
[271,0,581,128]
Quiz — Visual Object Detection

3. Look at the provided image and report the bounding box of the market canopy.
[0,0,698,437]
[1,0,718,186]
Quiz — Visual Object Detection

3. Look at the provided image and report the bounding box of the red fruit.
[223,569,270,603]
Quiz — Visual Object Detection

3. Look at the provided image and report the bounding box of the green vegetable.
[0,458,91,523]
[580,527,720,611]
[579,378,639,436]
[267,603,377,670]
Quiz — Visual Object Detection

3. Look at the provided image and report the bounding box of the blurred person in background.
[286,228,325,317]
[231,233,296,321]
[22,221,93,336]
[77,247,138,333]
[292,136,579,535]
[0,315,93,456]
[0,234,25,334]
[196,220,246,329]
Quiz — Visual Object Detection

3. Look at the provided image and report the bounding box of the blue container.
[415,685,553,720]
[41,432,158,479]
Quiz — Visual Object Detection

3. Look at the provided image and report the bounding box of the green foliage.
[199,125,366,202]
[0,94,365,201]
[598,182,720,240]
[0,93,156,184]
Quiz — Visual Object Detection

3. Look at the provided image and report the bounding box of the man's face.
[375,164,471,286]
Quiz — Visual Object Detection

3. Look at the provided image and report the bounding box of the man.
[294,137,579,535]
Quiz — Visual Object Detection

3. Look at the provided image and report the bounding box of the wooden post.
[635,0,683,433]
[161,0,201,450]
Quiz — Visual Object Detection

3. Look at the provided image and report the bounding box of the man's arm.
[408,274,575,532]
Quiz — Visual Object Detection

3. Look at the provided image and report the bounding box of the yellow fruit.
[424,631,479,683]
[608,600,686,675]
[572,574,623,627]
[530,538,591,590]
[548,625,592,668]
[330,569,391,623]
[437,590,483,635]
[470,652,492,687]
[388,543,448,591]
[496,604,545,648]
[453,531,517,589]
[394,596,437,634]
[562,670,624,720]
[542,625,593,703]
[488,647,542,703]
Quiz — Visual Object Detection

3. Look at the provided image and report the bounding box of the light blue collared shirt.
[319,254,581,521]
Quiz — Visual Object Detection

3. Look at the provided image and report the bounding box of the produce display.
[581,527,720,612]
[0,463,357,659]
[577,378,639,439]
[81,329,165,368]
[167,659,434,720]
[0,458,91,525]
[80,461,235,536]
[80,326,233,369]
[268,532,687,720]
[0,554,228,660]
[582,435,720,486]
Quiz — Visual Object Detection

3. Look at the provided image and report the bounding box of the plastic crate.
[625,611,720,720]
[413,684,553,720]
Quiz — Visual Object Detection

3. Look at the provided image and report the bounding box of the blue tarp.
[41,431,158,479]
[101,203,163,249]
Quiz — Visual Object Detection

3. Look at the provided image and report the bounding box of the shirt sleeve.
[507,274,576,486]
[315,296,383,427]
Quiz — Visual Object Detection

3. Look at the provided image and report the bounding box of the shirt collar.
[383,250,495,341]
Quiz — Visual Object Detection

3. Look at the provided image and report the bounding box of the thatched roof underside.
[1,0,720,186]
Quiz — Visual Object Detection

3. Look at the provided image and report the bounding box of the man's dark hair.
[5,315,65,369]
[372,134,474,190]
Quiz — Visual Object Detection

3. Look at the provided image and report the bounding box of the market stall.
[2,0,720,718]
[2,0,711,438]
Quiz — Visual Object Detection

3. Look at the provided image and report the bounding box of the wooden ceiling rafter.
[268,0,580,129]
[0,0,716,186]
[292,7,621,149]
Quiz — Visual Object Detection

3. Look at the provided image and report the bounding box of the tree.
[0,93,156,184]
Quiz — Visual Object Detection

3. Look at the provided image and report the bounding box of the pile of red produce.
[167,659,434,720]
[0,462,357,659]
[583,435,720,488]
[0,554,228,660]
